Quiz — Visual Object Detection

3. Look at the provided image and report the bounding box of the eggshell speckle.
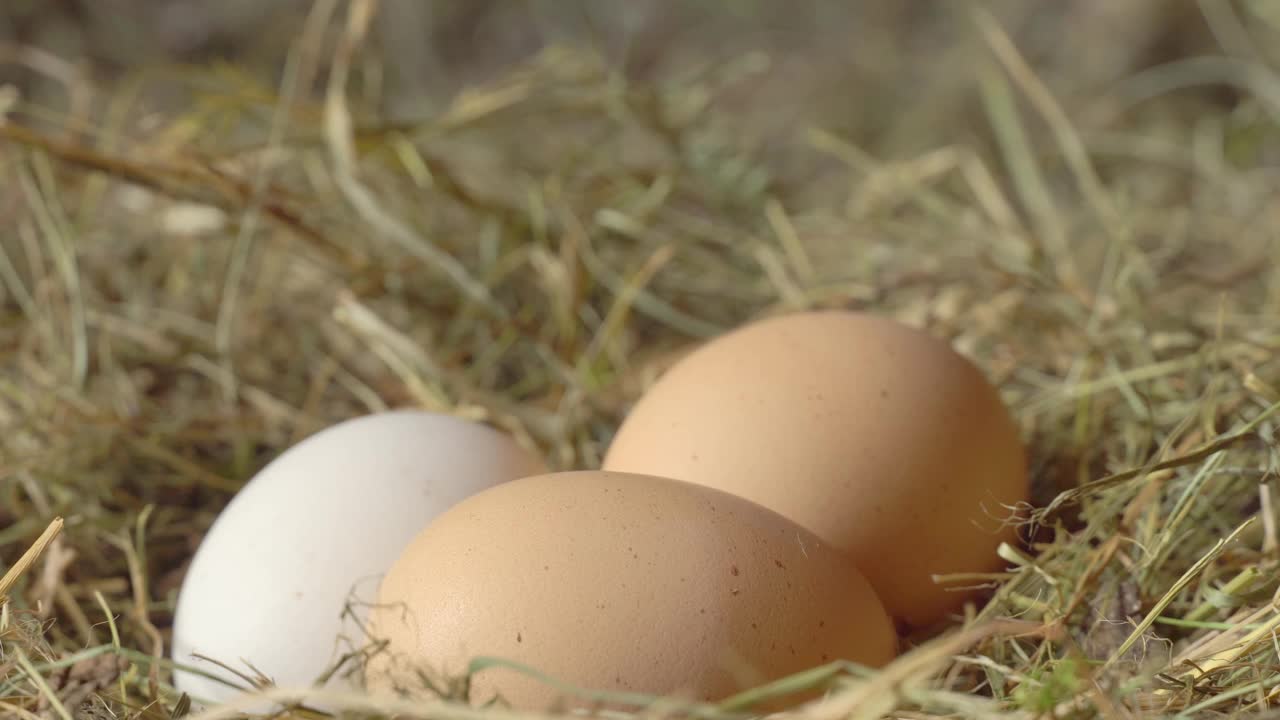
[170,410,546,709]
[367,470,896,711]
[602,311,1028,628]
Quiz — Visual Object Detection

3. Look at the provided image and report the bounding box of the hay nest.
[4,2,1280,718]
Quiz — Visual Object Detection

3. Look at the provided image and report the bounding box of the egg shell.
[602,311,1028,629]
[170,410,546,710]
[367,470,897,711]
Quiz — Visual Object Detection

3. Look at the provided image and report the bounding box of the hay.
[4,1,1280,718]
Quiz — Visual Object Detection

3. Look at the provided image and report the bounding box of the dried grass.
[5,1,1280,718]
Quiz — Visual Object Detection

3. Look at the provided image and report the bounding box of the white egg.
[170,410,546,711]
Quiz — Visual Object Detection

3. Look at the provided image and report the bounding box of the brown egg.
[602,311,1027,629]
[367,470,896,710]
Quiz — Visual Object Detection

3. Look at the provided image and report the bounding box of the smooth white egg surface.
[169,410,546,710]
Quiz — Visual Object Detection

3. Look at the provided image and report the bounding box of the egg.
[170,410,546,709]
[367,470,896,711]
[602,310,1027,629]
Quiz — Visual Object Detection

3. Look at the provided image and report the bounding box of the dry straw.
[4,1,1280,718]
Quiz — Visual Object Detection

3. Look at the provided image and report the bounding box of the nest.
[4,2,1280,718]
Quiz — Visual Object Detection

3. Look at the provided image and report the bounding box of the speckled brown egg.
[602,311,1028,629]
[366,470,896,710]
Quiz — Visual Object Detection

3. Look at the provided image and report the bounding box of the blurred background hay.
[3,1,1280,718]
